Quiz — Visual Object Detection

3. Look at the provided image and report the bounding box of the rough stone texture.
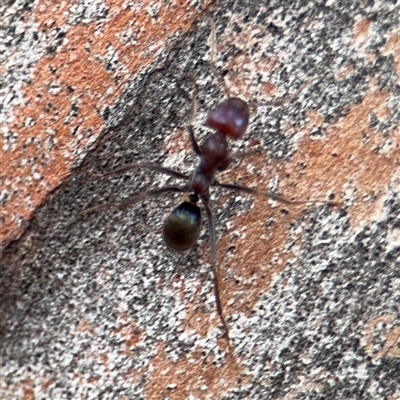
[1,0,400,399]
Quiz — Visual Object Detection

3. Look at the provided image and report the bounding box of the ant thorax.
[191,132,228,194]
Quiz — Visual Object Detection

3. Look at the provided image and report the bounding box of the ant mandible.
[84,19,339,345]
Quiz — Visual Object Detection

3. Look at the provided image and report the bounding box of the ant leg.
[207,18,231,98]
[82,185,190,215]
[217,149,260,171]
[200,193,231,345]
[87,163,189,181]
[214,181,341,207]
[187,128,201,156]
[187,79,201,155]
[228,149,259,161]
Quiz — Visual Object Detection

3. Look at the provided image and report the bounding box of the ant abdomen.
[163,201,202,252]
[206,97,250,139]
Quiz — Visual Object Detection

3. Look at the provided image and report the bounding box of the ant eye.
[163,202,201,252]
[206,97,249,139]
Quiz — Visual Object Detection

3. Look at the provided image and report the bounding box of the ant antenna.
[258,76,321,109]
[207,18,232,98]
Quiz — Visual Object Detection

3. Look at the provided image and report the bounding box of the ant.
[84,19,340,346]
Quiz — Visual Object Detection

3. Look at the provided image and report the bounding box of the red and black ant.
[84,20,339,345]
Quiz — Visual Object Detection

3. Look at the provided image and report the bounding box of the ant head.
[206,97,250,139]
